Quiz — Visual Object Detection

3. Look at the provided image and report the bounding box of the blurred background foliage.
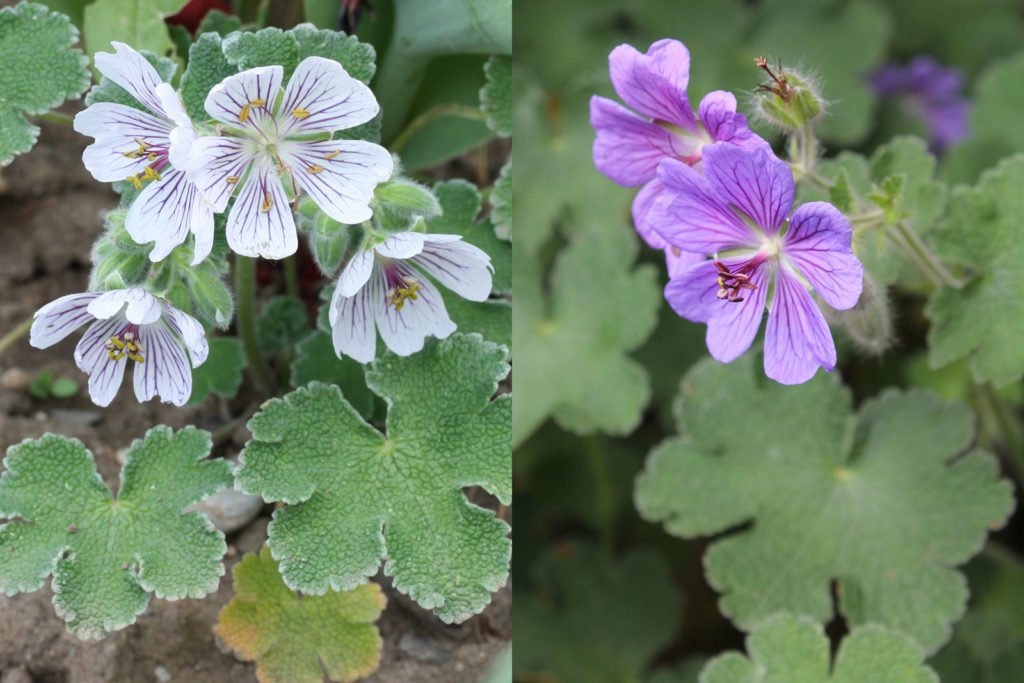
[513,0,1024,680]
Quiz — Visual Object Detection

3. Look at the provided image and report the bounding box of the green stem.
[36,111,74,127]
[284,255,300,299]
[390,103,488,154]
[234,256,276,392]
[890,220,962,289]
[977,383,1024,477]
[0,316,32,359]
[585,435,615,551]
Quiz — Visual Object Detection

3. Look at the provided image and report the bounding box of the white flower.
[73,42,214,265]
[329,232,493,363]
[186,56,394,260]
[30,288,209,407]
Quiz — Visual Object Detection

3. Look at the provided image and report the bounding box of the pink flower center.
[105,325,144,363]
[714,253,769,303]
[123,138,170,190]
[382,262,422,311]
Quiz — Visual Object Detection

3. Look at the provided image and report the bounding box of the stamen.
[754,56,793,101]
[123,137,152,159]
[713,260,759,304]
[323,150,341,160]
[238,98,268,123]
[261,190,273,213]
[127,175,143,190]
[141,166,162,182]
[291,107,311,119]
[306,164,324,174]
[105,331,145,364]
[226,175,240,184]
[387,278,422,311]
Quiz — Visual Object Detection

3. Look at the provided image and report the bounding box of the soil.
[0,113,511,681]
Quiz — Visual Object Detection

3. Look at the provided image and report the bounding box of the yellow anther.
[123,138,152,159]
[291,107,311,119]
[128,175,143,190]
[147,152,158,161]
[239,104,252,123]
[226,175,240,184]
[306,164,324,174]
[388,281,422,311]
[323,150,341,160]
[141,166,162,182]
[128,353,145,363]
[108,337,126,350]
[261,190,273,213]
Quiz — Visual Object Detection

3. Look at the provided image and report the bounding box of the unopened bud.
[753,57,825,132]
[831,274,892,355]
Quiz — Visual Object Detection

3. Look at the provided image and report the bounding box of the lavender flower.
[187,57,393,259]
[589,39,767,269]
[870,55,970,152]
[329,232,492,363]
[74,43,213,264]
[648,145,864,385]
[29,288,208,407]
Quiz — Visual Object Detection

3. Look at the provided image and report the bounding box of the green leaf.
[83,0,186,72]
[237,334,511,623]
[515,542,681,683]
[927,155,1024,385]
[428,179,510,294]
[257,296,309,354]
[480,55,511,137]
[443,294,511,350]
[180,32,236,122]
[223,26,299,76]
[635,356,1014,654]
[196,9,243,37]
[700,614,938,683]
[0,2,90,166]
[180,256,233,329]
[481,647,512,683]
[514,224,659,448]
[89,210,154,289]
[188,337,245,405]
[216,547,384,683]
[290,331,376,419]
[50,377,79,398]
[490,160,511,240]
[0,427,234,639]
[27,369,54,400]
[291,23,376,84]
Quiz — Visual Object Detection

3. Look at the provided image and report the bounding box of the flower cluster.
[32,41,494,406]
[591,40,864,385]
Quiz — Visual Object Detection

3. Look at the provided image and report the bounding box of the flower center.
[714,252,770,303]
[654,120,712,165]
[105,326,144,364]
[123,138,169,190]
[383,263,422,311]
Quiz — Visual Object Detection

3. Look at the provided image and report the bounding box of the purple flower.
[589,39,768,267]
[870,55,970,152]
[648,145,864,385]
[29,288,208,407]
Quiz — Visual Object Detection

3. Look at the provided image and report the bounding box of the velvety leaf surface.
[188,337,245,405]
[636,355,1014,654]
[0,428,233,638]
[237,334,510,623]
[480,55,511,137]
[216,547,384,683]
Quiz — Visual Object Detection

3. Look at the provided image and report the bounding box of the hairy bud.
[752,57,825,132]
[831,274,893,355]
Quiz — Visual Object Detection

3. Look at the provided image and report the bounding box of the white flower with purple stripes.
[73,42,213,265]
[330,232,493,363]
[187,56,394,260]
[29,288,209,407]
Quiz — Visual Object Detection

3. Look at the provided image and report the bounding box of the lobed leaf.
[216,547,384,683]
[180,32,237,122]
[480,55,511,137]
[290,331,376,419]
[256,296,309,354]
[83,0,186,74]
[636,355,1015,654]
[0,427,234,639]
[188,337,245,405]
[237,333,511,623]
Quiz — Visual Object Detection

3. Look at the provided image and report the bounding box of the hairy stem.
[976,383,1024,478]
[0,316,32,360]
[585,435,616,551]
[390,103,488,154]
[234,256,276,392]
[890,220,962,289]
[283,255,300,299]
[36,111,74,127]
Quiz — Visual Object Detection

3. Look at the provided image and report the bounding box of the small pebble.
[154,666,171,682]
[187,489,263,534]
[0,367,29,391]
[33,411,47,421]
[398,633,451,664]
[52,409,102,427]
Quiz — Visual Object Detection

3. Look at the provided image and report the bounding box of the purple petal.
[134,321,192,406]
[591,96,687,187]
[374,263,456,356]
[697,91,767,151]
[94,42,171,118]
[74,317,128,407]
[415,236,493,302]
[632,179,668,249]
[650,158,757,253]
[705,266,768,364]
[330,267,378,364]
[702,144,794,234]
[74,103,171,183]
[764,269,837,385]
[30,293,101,348]
[190,136,253,212]
[783,202,864,311]
[125,169,202,262]
[608,40,698,129]
[278,56,380,137]
[664,257,725,324]
[665,247,704,279]
[226,160,297,259]
[204,65,283,132]
[284,139,393,224]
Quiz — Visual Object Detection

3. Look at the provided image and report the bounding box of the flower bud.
[752,57,825,132]
[831,274,892,355]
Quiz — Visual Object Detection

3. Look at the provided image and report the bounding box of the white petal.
[336,249,375,297]
[162,304,209,366]
[155,82,192,129]
[277,56,380,136]
[414,238,493,302]
[190,135,253,212]
[374,232,425,259]
[168,124,199,173]
[375,264,456,357]
[283,139,393,225]
[125,169,199,262]
[74,317,127,408]
[74,103,171,183]
[190,201,215,265]
[88,288,162,325]
[204,65,283,132]
[226,159,297,259]
[331,272,378,364]
[94,42,171,118]
[30,292,101,348]
[134,322,192,406]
